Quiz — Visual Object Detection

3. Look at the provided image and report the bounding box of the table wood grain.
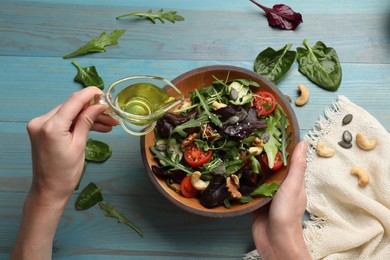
[1,0,389,259]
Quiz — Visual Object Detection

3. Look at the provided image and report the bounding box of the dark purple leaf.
[156,112,189,138]
[214,105,266,139]
[250,0,303,30]
[200,174,229,208]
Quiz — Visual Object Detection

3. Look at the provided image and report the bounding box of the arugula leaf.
[276,105,290,166]
[116,9,184,24]
[99,202,143,237]
[297,39,342,91]
[150,146,192,174]
[194,89,222,128]
[71,61,104,89]
[250,183,280,197]
[63,29,126,59]
[254,43,296,84]
[171,114,208,137]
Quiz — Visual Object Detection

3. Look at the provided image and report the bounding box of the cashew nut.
[295,84,310,106]
[212,101,227,110]
[226,174,242,199]
[316,140,336,158]
[248,146,263,155]
[190,171,208,191]
[174,97,192,112]
[351,166,369,187]
[356,132,378,151]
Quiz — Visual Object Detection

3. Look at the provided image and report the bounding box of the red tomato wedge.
[184,144,213,168]
[253,91,277,117]
[261,151,284,171]
[180,176,199,198]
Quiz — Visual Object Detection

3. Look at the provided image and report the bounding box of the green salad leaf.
[263,113,282,169]
[71,61,104,89]
[85,138,112,162]
[297,39,342,91]
[63,29,126,59]
[99,202,144,237]
[75,182,103,210]
[254,43,296,84]
[116,9,184,24]
[250,183,280,197]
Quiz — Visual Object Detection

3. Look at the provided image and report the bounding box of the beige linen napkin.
[244,96,390,260]
[303,95,390,259]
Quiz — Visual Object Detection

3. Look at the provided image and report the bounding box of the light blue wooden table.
[1,0,389,259]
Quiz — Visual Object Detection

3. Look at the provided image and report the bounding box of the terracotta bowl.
[140,65,300,218]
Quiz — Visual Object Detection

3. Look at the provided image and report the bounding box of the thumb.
[72,103,109,140]
[282,141,307,189]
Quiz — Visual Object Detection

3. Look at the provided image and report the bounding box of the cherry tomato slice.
[180,176,199,198]
[184,144,213,168]
[253,91,277,117]
[261,151,284,171]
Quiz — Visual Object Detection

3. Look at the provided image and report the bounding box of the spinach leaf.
[250,183,280,197]
[116,9,184,24]
[297,39,342,91]
[75,182,103,210]
[71,61,104,90]
[254,43,296,84]
[85,138,112,162]
[63,29,126,59]
[99,202,144,237]
[250,0,302,30]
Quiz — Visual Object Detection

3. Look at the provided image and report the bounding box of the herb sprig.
[63,29,126,59]
[116,9,184,24]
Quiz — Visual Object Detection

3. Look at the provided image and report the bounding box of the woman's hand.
[252,141,311,260]
[27,87,118,207]
[12,87,119,260]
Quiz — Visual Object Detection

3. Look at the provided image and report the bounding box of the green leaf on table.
[253,43,296,84]
[297,39,342,91]
[250,183,280,197]
[71,61,104,89]
[116,9,184,24]
[63,29,126,59]
[99,202,144,237]
[85,138,112,162]
[75,182,104,210]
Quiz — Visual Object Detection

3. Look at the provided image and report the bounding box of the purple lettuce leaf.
[250,0,303,30]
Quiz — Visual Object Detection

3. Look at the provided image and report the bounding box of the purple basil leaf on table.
[250,0,303,30]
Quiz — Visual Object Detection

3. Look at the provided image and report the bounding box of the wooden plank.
[7,0,390,14]
[0,2,389,63]
[0,191,253,258]
[1,57,389,127]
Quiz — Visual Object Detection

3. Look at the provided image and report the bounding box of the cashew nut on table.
[295,84,310,106]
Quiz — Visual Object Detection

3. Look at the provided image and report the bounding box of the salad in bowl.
[141,65,299,218]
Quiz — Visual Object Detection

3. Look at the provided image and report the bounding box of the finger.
[91,123,115,133]
[72,103,110,139]
[282,141,307,188]
[53,87,103,129]
[95,114,120,127]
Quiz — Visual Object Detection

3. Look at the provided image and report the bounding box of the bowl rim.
[140,64,300,218]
